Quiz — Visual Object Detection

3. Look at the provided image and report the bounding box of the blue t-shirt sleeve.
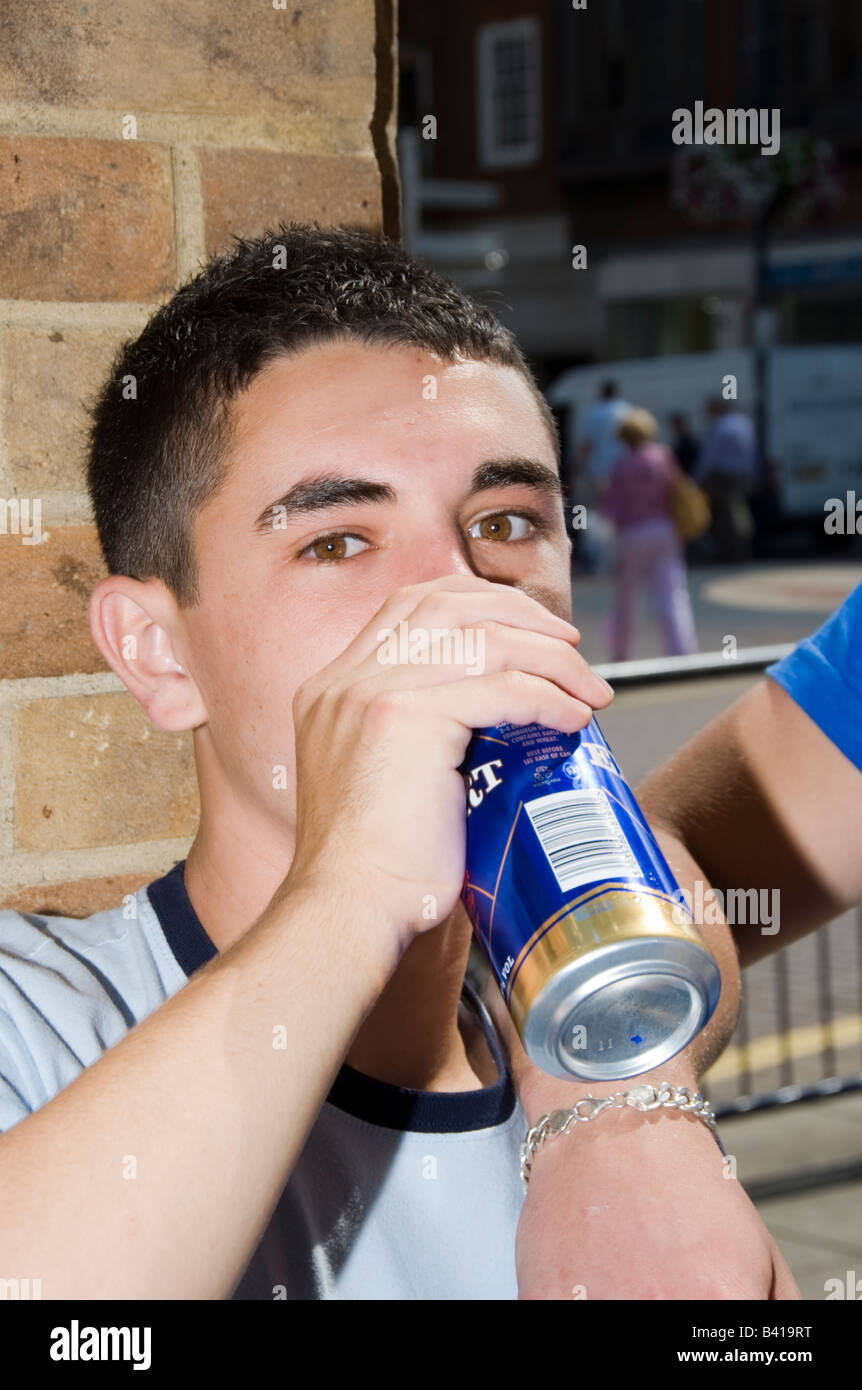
[765,581,862,773]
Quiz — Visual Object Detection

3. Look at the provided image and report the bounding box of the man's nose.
[393,523,477,587]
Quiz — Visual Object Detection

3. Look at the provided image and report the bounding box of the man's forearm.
[496,834,791,1303]
[642,819,741,1080]
[0,875,395,1300]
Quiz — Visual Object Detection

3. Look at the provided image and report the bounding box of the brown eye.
[300,533,373,562]
[479,515,512,540]
[311,535,348,561]
[468,513,536,542]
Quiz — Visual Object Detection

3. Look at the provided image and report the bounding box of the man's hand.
[484,984,801,1300]
[513,1093,801,1301]
[286,573,612,955]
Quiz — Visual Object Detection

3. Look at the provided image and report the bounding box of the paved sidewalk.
[717,1093,862,1299]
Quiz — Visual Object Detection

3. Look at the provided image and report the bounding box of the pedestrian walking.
[576,380,631,573]
[695,398,756,562]
[599,407,698,661]
[669,412,699,476]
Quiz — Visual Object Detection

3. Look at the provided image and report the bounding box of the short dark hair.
[85,221,559,607]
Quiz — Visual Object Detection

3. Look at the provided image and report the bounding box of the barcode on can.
[523,788,641,894]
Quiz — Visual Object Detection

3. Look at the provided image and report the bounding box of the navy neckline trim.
[145,859,517,1134]
[145,859,218,978]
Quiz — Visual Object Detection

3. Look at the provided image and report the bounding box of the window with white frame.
[477,17,542,170]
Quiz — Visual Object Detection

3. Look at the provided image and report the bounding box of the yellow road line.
[704,1014,862,1083]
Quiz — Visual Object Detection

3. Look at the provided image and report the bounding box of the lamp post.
[671,133,843,492]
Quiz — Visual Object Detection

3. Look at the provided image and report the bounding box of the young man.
[0,224,797,1300]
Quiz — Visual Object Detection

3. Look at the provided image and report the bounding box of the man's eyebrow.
[252,456,565,533]
[468,456,566,504]
[253,476,396,532]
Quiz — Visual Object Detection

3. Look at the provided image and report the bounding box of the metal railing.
[592,642,795,687]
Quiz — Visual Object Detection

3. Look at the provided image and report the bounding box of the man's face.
[181,339,572,823]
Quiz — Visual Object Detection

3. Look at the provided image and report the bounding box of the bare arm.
[0,875,396,1301]
[489,813,802,1300]
[637,676,862,969]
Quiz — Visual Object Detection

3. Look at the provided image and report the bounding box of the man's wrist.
[479,959,716,1136]
[515,1054,701,1129]
[519,1072,724,1197]
[265,868,402,1002]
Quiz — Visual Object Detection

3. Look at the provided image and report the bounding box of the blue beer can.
[460,719,721,1081]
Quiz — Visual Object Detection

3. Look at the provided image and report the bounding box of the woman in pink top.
[599,407,697,661]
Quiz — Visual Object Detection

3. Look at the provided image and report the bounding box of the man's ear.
[88,575,208,732]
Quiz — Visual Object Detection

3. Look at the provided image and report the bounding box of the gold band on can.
[507,884,709,1036]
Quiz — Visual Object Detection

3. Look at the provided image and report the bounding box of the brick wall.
[0,0,399,916]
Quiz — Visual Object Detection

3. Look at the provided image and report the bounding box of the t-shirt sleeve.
[0,934,61,1134]
[0,909,134,1136]
[0,1018,36,1133]
[765,581,862,773]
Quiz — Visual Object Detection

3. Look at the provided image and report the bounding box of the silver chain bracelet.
[520,1081,717,1188]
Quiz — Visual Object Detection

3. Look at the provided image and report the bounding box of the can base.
[520,936,721,1082]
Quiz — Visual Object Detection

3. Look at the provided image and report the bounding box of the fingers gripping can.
[459,719,721,1081]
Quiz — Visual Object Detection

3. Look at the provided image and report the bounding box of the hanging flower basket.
[670,132,843,228]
